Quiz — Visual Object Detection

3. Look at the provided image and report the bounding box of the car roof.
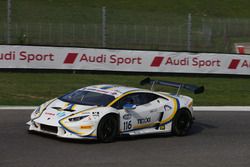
[82,84,143,98]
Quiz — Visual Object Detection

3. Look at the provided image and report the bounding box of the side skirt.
[121,122,172,136]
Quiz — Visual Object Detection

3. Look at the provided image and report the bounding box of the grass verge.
[0,72,249,106]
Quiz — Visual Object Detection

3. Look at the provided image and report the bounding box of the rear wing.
[140,77,204,95]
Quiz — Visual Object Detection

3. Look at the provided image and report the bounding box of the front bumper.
[27,120,97,139]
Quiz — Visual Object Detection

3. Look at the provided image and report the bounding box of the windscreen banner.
[0,45,250,75]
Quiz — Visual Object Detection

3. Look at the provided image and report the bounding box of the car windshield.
[59,90,115,106]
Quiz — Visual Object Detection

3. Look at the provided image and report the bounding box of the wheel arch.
[177,107,193,118]
[172,107,193,136]
[98,112,120,134]
[177,107,195,123]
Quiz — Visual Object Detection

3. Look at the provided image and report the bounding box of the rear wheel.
[172,109,193,136]
[97,115,118,143]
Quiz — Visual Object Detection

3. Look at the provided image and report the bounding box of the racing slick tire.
[172,109,193,136]
[97,115,118,143]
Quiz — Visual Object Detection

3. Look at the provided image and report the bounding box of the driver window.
[112,94,139,110]
[112,93,160,110]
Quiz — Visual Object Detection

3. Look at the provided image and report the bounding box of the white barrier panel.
[1,45,250,75]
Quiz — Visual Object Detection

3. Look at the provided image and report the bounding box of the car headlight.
[68,115,89,122]
[31,106,42,120]
[31,98,56,120]
[34,106,41,114]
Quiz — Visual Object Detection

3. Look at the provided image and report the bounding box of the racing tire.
[172,109,193,136]
[97,115,118,143]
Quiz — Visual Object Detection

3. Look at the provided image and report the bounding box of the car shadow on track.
[27,130,99,144]
[27,121,217,144]
[119,121,218,142]
[189,121,218,135]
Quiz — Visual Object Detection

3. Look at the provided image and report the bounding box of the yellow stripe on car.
[188,101,193,108]
[72,104,77,110]
[159,96,178,125]
[133,122,157,129]
[107,91,139,107]
[63,102,69,108]
[59,107,97,136]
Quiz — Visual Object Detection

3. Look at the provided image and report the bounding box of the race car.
[27,78,204,142]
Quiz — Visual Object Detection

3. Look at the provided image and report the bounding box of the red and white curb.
[0,106,250,112]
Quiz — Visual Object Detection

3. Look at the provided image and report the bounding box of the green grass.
[0,72,249,106]
[2,0,250,25]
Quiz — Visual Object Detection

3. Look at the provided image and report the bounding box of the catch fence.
[1,6,250,53]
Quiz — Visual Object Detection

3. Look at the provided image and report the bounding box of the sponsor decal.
[64,53,78,64]
[151,56,221,68]
[80,125,92,129]
[0,51,54,63]
[1,45,250,75]
[0,51,16,60]
[78,54,142,66]
[45,112,55,116]
[137,117,151,124]
[241,60,250,68]
[228,59,250,69]
[92,112,99,118]
[150,56,164,67]
[57,112,66,118]
[123,120,132,131]
[164,105,172,111]
[123,114,132,120]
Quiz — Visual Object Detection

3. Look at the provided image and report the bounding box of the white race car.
[27,78,204,142]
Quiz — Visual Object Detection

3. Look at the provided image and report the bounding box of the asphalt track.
[0,110,250,167]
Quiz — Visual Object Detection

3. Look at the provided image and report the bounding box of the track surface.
[0,110,250,167]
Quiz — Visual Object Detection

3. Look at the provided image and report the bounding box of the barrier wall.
[1,45,250,75]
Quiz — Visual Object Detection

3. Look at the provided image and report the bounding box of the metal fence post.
[112,24,116,47]
[187,13,192,51]
[7,0,12,44]
[102,6,107,48]
[167,26,170,47]
[15,23,17,42]
[134,25,137,44]
[49,23,52,43]
[156,26,159,47]
[145,25,148,46]
[82,24,85,45]
[72,23,75,44]
[59,23,63,44]
[39,23,42,43]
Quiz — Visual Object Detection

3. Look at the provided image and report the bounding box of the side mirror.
[123,103,136,110]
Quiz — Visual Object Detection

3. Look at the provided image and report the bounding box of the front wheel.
[97,115,118,143]
[172,109,193,136]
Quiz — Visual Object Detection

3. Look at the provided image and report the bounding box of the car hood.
[33,99,96,126]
